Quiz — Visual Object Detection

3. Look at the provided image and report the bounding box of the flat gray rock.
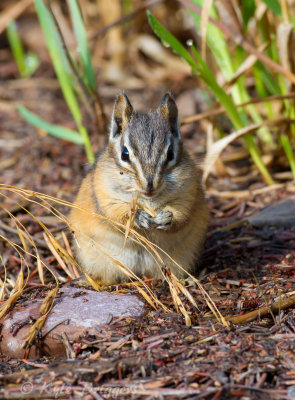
[249,197,295,228]
[0,286,145,358]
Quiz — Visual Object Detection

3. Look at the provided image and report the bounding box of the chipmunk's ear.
[157,93,180,138]
[110,94,134,139]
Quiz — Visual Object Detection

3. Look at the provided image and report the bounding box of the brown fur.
[69,94,209,284]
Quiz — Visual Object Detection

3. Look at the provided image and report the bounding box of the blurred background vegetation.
[1,0,295,187]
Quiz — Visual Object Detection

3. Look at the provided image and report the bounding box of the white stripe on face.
[119,134,147,187]
[116,131,179,192]
[153,136,179,186]
[142,135,179,191]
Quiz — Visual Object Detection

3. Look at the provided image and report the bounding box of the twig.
[89,0,162,42]
[0,0,34,35]
[207,182,295,199]
[0,221,48,249]
[61,332,75,359]
[227,294,295,324]
[230,385,288,397]
[181,92,295,125]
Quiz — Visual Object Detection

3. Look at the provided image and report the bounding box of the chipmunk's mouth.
[141,185,164,198]
[142,188,163,198]
[144,192,154,197]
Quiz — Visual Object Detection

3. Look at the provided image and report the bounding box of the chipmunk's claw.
[153,210,173,230]
[134,209,153,229]
[135,209,173,230]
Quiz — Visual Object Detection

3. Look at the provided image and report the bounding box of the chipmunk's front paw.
[135,209,153,229]
[152,210,173,230]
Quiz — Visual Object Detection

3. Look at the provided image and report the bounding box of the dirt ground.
[1,78,295,400]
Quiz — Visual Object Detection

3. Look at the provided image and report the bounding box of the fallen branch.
[228,294,295,325]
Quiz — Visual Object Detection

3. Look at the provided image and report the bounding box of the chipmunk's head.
[108,93,182,199]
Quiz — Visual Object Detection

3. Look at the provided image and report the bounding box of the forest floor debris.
[1,81,295,399]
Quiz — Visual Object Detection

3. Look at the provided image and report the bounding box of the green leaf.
[34,0,95,164]
[242,0,256,28]
[18,106,84,144]
[255,61,280,95]
[187,1,250,125]
[147,10,198,71]
[35,0,82,127]
[187,0,234,80]
[7,20,39,78]
[6,21,27,77]
[190,45,243,129]
[148,11,243,130]
[67,0,96,90]
[280,133,295,179]
[24,52,40,76]
[147,8,274,185]
[261,0,281,16]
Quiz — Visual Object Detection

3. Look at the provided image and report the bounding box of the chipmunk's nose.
[145,177,154,196]
[147,177,153,192]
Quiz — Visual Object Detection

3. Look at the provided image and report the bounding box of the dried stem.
[181,92,295,125]
[228,294,295,324]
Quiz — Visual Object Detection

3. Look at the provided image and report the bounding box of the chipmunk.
[69,93,209,284]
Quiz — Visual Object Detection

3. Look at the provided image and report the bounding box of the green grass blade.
[148,11,242,129]
[187,0,276,146]
[190,45,244,130]
[67,0,96,90]
[35,0,80,123]
[244,135,274,184]
[7,21,40,78]
[255,61,280,95]
[280,133,295,179]
[253,64,275,119]
[261,0,281,16]
[6,21,27,77]
[148,10,274,184]
[232,48,273,144]
[18,106,84,144]
[24,52,40,76]
[35,0,94,164]
[147,11,198,71]
[187,1,250,125]
[242,0,256,29]
[188,0,234,80]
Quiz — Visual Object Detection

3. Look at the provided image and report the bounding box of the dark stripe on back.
[91,170,103,216]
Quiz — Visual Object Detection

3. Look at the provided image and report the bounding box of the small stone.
[0,286,145,358]
[249,197,295,228]
[288,387,295,398]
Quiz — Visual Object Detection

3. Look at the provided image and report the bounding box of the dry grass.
[0,184,228,350]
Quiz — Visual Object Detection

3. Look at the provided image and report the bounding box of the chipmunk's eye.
[121,146,130,162]
[167,145,174,162]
